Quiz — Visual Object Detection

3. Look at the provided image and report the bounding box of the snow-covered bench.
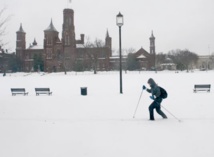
[11,88,28,96]
[194,84,211,92]
[35,88,52,96]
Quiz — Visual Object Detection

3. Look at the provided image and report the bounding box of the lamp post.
[116,12,124,94]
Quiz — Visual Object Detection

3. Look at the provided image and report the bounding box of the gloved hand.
[150,95,155,100]
[142,85,146,90]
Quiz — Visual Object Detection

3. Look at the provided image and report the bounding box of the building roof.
[44,19,58,32]
[161,63,176,66]
[198,55,210,59]
[137,54,146,59]
[27,44,43,50]
[135,47,150,58]
[150,31,155,39]
[17,23,25,33]
[76,44,84,48]
[110,55,128,59]
[32,38,37,46]
[106,29,110,38]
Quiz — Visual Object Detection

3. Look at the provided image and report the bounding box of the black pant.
[149,100,167,120]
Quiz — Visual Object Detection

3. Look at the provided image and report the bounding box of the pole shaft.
[161,105,181,122]
[133,90,143,118]
[119,26,123,94]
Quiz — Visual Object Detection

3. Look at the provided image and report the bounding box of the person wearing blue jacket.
[143,78,167,120]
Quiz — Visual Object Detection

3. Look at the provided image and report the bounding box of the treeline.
[156,49,199,71]
[126,49,200,71]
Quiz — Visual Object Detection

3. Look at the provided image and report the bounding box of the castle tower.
[62,8,76,70]
[105,30,112,50]
[149,31,155,54]
[16,23,26,71]
[62,9,75,48]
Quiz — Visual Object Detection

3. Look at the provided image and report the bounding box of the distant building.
[160,57,176,70]
[196,55,214,70]
[16,8,112,72]
[16,7,156,72]
[0,47,16,73]
[133,31,156,70]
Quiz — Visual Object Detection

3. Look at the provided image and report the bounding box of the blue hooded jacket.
[146,78,162,103]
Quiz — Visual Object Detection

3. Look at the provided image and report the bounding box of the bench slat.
[35,88,52,95]
[194,84,211,92]
[194,85,210,88]
[11,88,28,96]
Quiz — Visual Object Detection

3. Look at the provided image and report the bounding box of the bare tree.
[123,48,135,56]
[168,49,198,71]
[0,7,12,48]
[125,48,138,71]
[156,52,167,66]
[82,38,105,74]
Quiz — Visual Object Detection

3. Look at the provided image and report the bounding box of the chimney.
[80,34,84,44]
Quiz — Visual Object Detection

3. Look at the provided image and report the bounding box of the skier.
[143,78,167,121]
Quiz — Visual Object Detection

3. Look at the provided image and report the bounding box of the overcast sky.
[2,0,214,55]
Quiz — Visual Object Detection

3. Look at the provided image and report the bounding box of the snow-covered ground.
[0,71,214,157]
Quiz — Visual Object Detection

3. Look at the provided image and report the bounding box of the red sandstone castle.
[16,8,155,72]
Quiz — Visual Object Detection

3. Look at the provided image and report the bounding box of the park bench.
[11,88,28,96]
[193,84,211,92]
[35,88,52,96]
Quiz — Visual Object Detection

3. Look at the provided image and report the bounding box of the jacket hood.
[147,78,156,87]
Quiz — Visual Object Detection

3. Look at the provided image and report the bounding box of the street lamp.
[116,12,124,94]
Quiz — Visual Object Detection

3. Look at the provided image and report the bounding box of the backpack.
[159,86,168,99]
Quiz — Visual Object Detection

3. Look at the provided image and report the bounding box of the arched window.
[57,49,61,59]
[46,48,52,59]
[47,37,52,45]
[65,35,70,45]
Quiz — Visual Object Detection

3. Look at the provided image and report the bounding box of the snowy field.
[0,71,214,157]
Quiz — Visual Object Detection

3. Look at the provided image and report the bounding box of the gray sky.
[2,0,214,55]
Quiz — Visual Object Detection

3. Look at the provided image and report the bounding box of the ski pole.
[133,90,143,118]
[161,105,182,122]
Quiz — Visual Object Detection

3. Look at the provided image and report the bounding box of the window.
[46,49,52,59]
[57,49,61,59]
[47,37,52,45]
[69,17,72,25]
[65,35,70,45]
[25,54,29,59]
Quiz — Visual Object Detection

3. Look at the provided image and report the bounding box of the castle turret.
[150,31,155,54]
[16,23,26,52]
[32,38,37,46]
[149,31,156,69]
[105,29,112,50]
[43,19,60,72]
[62,8,76,70]
[16,23,26,71]
[62,9,76,48]
[44,19,59,47]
